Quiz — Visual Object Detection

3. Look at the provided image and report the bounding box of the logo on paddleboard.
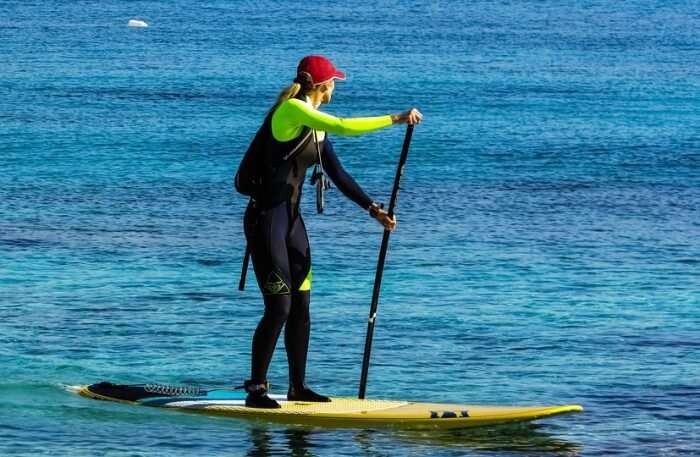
[430,410,469,419]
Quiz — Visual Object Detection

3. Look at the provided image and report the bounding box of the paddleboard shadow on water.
[389,423,584,455]
[242,424,583,457]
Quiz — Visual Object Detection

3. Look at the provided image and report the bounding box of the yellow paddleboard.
[69,382,583,430]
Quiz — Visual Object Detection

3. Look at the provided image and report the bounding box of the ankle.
[244,381,281,409]
[244,380,270,394]
[289,383,307,393]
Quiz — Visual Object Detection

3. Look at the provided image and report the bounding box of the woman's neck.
[306,93,323,109]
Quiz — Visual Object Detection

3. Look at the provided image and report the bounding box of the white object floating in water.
[128,19,148,28]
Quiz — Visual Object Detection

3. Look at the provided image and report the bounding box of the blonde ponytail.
[271,72,315,111]
[272,82,302,110]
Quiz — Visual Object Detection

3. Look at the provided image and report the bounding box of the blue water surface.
[2,1,699,455]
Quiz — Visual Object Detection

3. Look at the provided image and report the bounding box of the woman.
[242,55,422,408]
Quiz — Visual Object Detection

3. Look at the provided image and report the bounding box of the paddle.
[358,124,415,399]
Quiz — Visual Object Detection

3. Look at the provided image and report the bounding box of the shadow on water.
[243,423,583,456]
[245,427,321,457]
[389,423,584,455]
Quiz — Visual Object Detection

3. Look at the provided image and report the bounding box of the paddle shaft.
[358,124,414,399]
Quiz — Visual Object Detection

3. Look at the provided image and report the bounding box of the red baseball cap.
[297,55,346,86]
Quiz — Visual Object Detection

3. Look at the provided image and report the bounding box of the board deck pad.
[69,382,583,430]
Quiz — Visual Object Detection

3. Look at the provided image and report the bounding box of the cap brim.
[317,70,346,85]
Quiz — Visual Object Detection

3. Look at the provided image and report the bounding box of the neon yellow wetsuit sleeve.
[271,98,393,142]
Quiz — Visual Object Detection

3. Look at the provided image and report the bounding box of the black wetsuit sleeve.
[322,138,373,210]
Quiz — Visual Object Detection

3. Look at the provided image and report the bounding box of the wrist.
[368,202,381,218]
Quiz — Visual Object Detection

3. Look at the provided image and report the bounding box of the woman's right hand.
[369,203,397,231]
[392,108,423,125]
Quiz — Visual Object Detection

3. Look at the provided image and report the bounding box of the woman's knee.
[289,291,311,324]
[262,294,292,326]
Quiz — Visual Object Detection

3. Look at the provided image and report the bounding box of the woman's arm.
[322,138,373,209]
[322,139,397,231]
[272,98,392,141]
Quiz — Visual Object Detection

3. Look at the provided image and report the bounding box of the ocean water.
[2,0,699,455]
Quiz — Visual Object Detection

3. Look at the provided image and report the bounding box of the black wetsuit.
[244,113,372,390]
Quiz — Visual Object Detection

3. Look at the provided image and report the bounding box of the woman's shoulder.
[279,97,312,113]
[272,98,301,120]
[273,98,317,125]
[271,98,314,141]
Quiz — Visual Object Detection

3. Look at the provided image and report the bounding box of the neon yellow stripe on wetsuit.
[271,98,393,142]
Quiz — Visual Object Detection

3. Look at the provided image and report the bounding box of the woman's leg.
[250,294,291,384]
[245,203,293,388]
[285,290,310,390]
[285,215,329,401]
